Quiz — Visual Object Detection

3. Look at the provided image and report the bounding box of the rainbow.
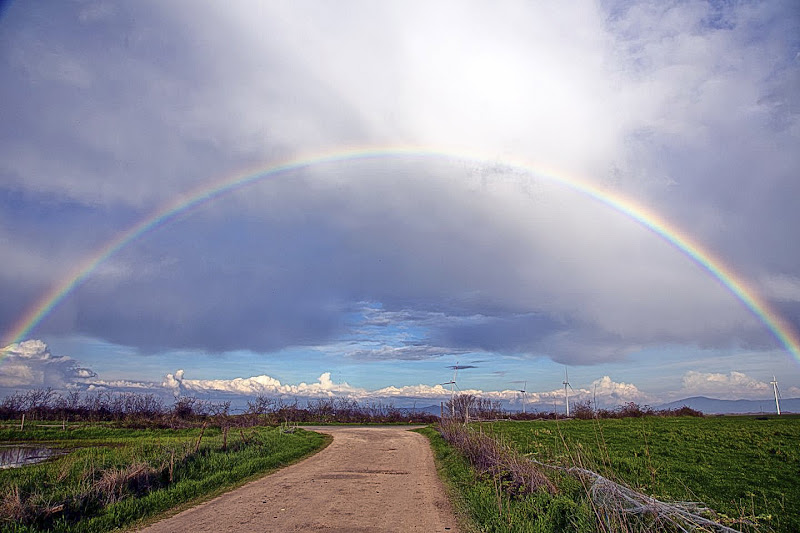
[2,146,799,362]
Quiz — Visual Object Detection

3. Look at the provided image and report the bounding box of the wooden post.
[194,422,207,454]
[20,414,25,430]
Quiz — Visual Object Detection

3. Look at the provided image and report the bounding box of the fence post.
[20,414,25,430]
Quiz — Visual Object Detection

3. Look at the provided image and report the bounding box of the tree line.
[0,388,439,426]
[1,389,701,427]
[443,394,702,423]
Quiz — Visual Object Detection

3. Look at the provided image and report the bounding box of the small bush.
[661,405,703,417]
[571,400,595,420]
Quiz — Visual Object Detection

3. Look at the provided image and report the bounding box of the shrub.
[571,400,595,419]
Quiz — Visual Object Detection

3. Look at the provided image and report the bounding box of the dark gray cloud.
[5,156,789,361]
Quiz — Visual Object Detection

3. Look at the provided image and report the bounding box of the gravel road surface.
[137,426,460,532]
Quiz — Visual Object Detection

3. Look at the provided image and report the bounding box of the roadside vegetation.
[0,423,327,532]
[479,416,799,531]
[424,397,799,532]
[419,425,598,532]
[0,388,433,532]
[5,389,797,532]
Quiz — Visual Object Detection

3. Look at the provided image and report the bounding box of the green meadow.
[423,415,800,532]
[0,423,329,532]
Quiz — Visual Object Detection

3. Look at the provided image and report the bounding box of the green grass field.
[0,423,329,532]
[423,415,800,532]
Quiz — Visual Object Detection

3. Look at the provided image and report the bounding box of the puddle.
[0,446,66,469]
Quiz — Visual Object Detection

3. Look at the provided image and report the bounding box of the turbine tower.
[441,364,460,418]
[770,376,782,415]
[518,381,527,414]
[440,363,458,418]
[563,367,573,417]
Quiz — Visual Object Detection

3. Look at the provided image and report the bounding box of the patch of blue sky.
[46,335,157,380]
[591,344,799,395]
[45,335,325,385]
[340,302,433,350]
[178,346,339,385]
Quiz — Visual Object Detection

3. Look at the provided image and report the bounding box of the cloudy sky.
[1,1,799,409]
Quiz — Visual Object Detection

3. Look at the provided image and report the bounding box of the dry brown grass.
[0,484,26,523]
[0,484,65,526]
[438,421,556,497]
[91,460,158,505]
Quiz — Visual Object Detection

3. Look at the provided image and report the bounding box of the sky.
[1,0,799,410]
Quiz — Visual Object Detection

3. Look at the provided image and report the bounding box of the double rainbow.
[3,147,799,362]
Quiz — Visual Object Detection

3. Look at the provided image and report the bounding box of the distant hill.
[655,396,799,415]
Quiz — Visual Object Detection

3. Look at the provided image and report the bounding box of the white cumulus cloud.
[161,369,366,399]
[506,376,648,408]
[156,368,648,409]
[680,370,771,399]
[0,340,97,389]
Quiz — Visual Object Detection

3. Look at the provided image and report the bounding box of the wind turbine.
[517,381,527,414]
[563,367,573,417]
[441,364,460,418]
[770,376,782,415]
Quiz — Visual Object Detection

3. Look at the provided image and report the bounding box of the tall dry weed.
[91,461,157,505]
[0,484,26,523]
[438,421,555,497]
[0,484,64,525]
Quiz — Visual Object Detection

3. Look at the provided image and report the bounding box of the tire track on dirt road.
[138,426,460,532]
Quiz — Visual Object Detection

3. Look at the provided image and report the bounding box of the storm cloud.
[0,1,798,381]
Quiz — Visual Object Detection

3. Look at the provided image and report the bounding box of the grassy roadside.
[1,424,330,532]
[421,416,800,532]
[416,427,595,533]
[415,427,480,533]
[481,416,800,532]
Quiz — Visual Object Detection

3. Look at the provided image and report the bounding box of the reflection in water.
[0,446,63,468]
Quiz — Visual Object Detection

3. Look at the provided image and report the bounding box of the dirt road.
[138,426,460,532]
